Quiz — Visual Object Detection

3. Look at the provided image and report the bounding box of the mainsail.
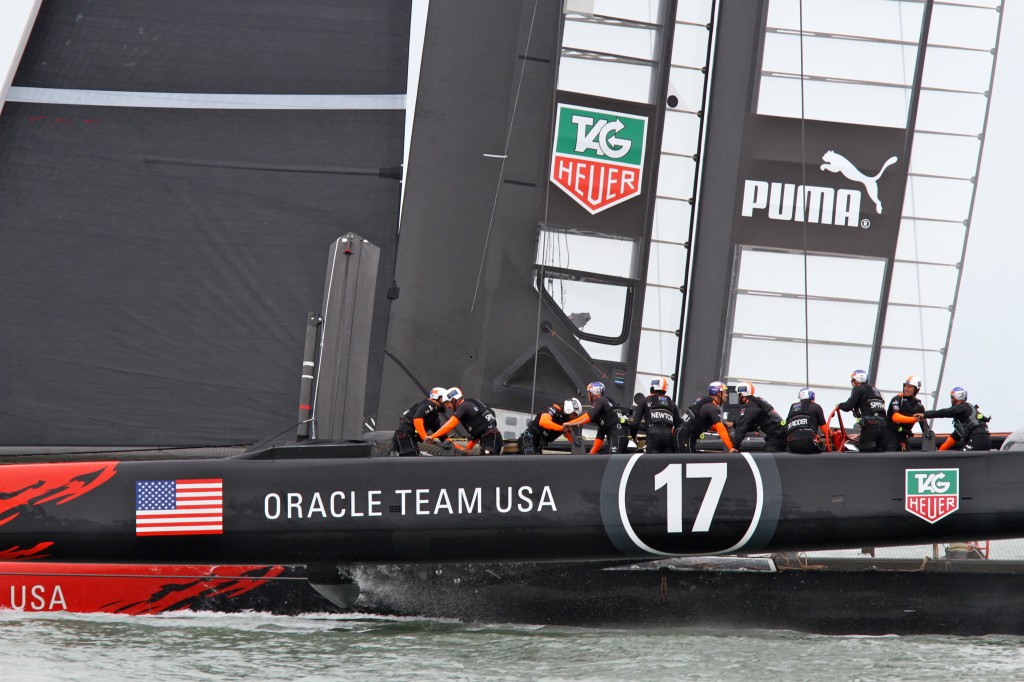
[0,1,409,445]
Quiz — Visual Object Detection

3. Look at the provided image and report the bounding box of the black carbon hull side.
[2,442,1022,566]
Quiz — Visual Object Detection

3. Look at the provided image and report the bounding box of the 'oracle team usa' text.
[263,486,558,520]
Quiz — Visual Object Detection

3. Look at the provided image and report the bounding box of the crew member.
[563,381,629,454]
[630,376,681,453]
[517,397,582,455]
[428,387,503,456]
[675,381,737,453]
[732,381,787,452]
[918,386,992,451]
[884,376,926,451]
[785,388,830,454]
[392,387,447,456]
[836,369,887,452]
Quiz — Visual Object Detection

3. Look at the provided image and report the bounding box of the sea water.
[2,611,1023,682]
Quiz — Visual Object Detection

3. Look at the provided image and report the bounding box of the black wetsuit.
[675,396,725,453]
[631,393,681,453]
[393,399,443,456]
[517,403,569,455]
[733,396,787,452]
[786,399,827,454]
[924,402,992,451]
[883,394,925,451]
[838,383,887,452]
[586,396,629,453]
[453,397,503,456]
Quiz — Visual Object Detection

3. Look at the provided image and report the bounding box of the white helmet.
[563,397,583,415]
[950,387,968,402]
[851,370,868,384]
[904,376,922,393]
[429,387,446,401]
[798,388,815,401]
[444,387,464,404]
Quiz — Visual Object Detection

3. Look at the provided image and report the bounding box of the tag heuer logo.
[905,468,959,523]
[550,104,647,214]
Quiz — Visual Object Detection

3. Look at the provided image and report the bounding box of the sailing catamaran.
[1,0,1021,633]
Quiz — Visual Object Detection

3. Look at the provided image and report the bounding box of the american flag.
[135,479,223,536]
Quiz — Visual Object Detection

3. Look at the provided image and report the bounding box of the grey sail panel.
[13,0,409,95]
[0,5,408,446]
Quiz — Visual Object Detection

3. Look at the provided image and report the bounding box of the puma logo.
[820,151,898,214]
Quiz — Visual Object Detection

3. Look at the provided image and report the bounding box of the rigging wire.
[470,0,541,313]
[799,0,810,388]
[540,322,611,382]
[897,3,931,397]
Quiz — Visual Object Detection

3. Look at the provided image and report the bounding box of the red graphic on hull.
[0,462,119,526]
[0,564,290,615]
[0,542,54,560]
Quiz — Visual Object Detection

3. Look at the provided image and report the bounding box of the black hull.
[354,557,1024,636]
[3,442,1024,566]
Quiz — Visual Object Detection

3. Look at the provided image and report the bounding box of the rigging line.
[470,0,541,313]
[799,0,810,388]
[898,3,930,392]
[531,230,549,416]
[244,419,315,454]
[543,325,611,381]
[531,0,557,416]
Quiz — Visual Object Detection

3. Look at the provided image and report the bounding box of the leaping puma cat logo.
[820,151,898,214]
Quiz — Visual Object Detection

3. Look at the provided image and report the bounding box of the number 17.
[654,462,727,533]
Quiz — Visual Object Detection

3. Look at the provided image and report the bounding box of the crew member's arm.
[589,437,604,455]
[629,402,644,439]
[564,413,591,427]
[713,422,736,452]
[413,417,429,440]
[922,406,957,419]
[891,411,919,429]
[837,390,858,413]
[538,412,565,433]
[731,412,750,450]
[938,435,957,451]
[429,415,460,440]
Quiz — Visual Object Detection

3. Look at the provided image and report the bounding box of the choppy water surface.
[1,611,1022,682]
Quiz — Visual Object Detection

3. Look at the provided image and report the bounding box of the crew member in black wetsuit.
[392,386,447,456]
[884,376,926,451]
[563,381,629,454]
[836,369,887,452]
[674,381,737,453]
[517,397,582,455]
[732,381,786,452]
[630,376,681,453]
[785,388,830,454]
[918,386,992,451]
[428,387,503,456]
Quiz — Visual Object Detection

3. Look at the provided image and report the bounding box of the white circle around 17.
[616,451,765,556]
